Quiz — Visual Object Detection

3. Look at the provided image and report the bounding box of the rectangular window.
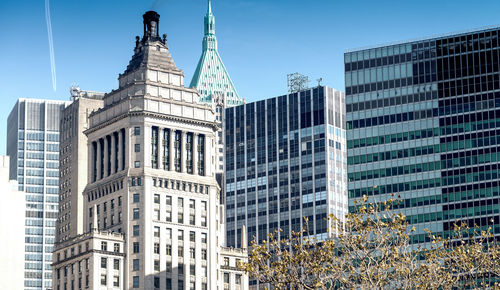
[151,126,159,169]
[198,134,205,175]
[178,263,184,274]
[174,131,182,172]
[154,276,160,289]
[201,201,207,210]
[114,243,120,253]
[113,276,119,287]
[154,226,160,238]
[101,242,107,251]
[101,257,107,269]
[166,228,172,239]
[178,246,184,257]
[134,127,141,136]
[163,129,170,170]
[133,225,140,236]
[113,259,120,270]
[201,233,207,244]
[101,274,107,286]
[133,208,139,219]
[135,144,140,152]
[189,214,195,225]
[133,259,139,271]
[166,262,172,273]
[190,231,195,242]
[178,230,184,241]
[133,242,140,253]
[166,196,172,205]
[186,133,193,173]
[154,209,160,220]
[133,276,140,288]
[154,194,160,203]
[166,244,172,256]
[154,243,160,254]
[189,199,195,209]
[190,264,195,276]
[190,248,195,259]
[166,278,172,290]
[166,210,172,222]
[178,197,184,207]
[154,260,160,272]
[202,249,207,260]
[134,161,140,168]
[178,211,184,224]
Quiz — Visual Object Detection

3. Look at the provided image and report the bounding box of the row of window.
[152,177,210,194]
[348,145,438,166]
[347,109,434,130]
[348,161,440,182]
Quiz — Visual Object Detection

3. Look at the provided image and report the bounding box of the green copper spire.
[190,0,244,106]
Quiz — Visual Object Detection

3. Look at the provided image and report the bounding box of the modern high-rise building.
[191,0,245,176]
[52,10,247,290]
[0,156,24,290]
[7,98,70,289]
[345,27,500,244]
[224,86,348,250]
[57,89,104,243]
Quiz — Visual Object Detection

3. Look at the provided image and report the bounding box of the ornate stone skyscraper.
[52,10,247,290]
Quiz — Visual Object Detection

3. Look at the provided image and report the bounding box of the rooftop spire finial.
[204,0,215,36]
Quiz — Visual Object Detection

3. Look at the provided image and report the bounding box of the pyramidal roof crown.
[190,0,243,106]
[122,11,180,76]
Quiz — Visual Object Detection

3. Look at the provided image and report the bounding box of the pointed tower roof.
[190,0,243,106]
[123,11,180,75]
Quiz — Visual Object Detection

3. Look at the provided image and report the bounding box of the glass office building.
[224,86,347,248]
[346,27,500,244]
[7,98,70,289]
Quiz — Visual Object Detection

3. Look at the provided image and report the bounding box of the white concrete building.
[0,156,24,290]
[7,98,71,289]
[52,225,125,290]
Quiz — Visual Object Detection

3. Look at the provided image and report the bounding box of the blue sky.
[1,0,500,154]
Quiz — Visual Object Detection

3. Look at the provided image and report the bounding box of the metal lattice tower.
[287,73,309,93]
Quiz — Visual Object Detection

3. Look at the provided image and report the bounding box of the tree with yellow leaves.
[241,196,500,289]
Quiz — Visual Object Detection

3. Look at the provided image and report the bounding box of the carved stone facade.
[53,10,247,290]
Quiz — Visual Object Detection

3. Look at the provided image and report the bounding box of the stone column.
[193,133,198,175]
[91,141,96,182]
[110,134,116,175]
[181,131,187,173]
[118,130,123,171]
[103,136,109,177]
[169,129,175,171]
[96,139,102,180]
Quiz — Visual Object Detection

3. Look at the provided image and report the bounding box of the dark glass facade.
[346,28,500,244]
[225,86,347,248]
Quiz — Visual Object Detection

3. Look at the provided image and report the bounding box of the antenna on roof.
[287,73,309,94]
[317,78,323,87]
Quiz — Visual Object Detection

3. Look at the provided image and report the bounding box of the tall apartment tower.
[57,90,104,243]
[7,98,70,290]
[346,28,500,244]
[224,86,348,249]
[51,11,247,290]
[191,0,245,177]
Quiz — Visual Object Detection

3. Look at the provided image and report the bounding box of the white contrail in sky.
[45,0,56,91]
